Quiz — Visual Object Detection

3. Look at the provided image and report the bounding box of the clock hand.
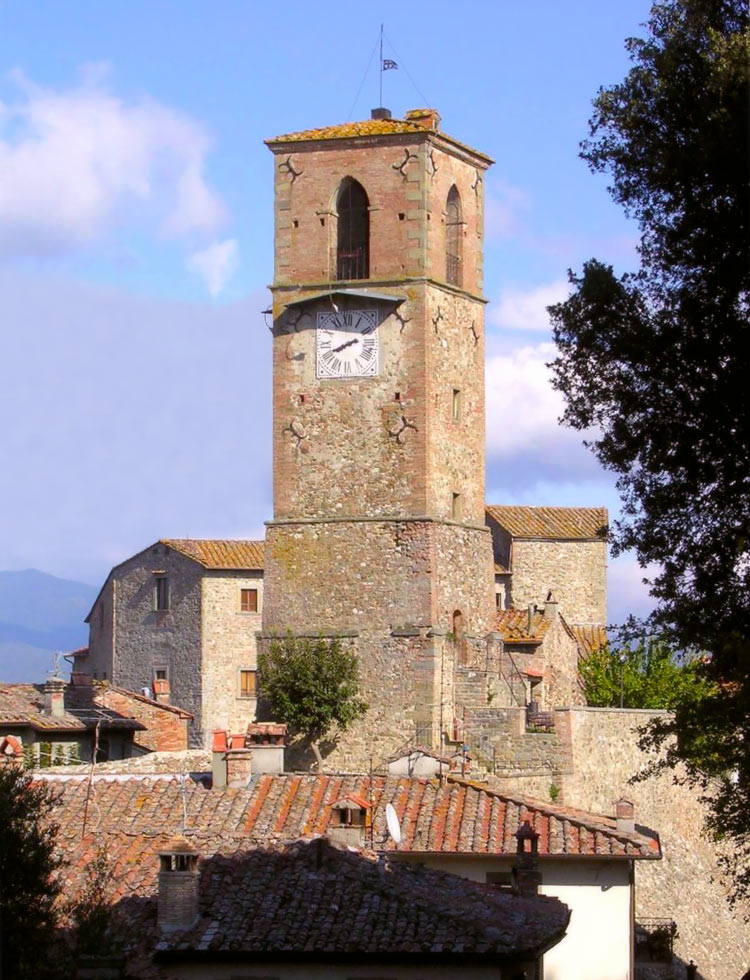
[332,338,359,353]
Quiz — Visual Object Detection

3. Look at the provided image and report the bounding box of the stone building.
[82,538,264,746]
[81,109,607,760]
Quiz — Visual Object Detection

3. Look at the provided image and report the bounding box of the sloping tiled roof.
[43,772,660,860]
[161,538,265,569]
[57,835,568,968]
[0,684,144,732]
[486,505,608,540]
[496,609,551,645]
[570,624,609,655]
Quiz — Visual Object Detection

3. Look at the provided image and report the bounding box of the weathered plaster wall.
[201,570,262,744]
[510,539,607,626]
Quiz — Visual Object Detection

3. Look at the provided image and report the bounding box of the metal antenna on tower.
[379,24,398,109]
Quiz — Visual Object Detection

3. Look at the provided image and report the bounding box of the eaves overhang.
[283,287,407,309]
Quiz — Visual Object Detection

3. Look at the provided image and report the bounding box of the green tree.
[0,764,64,978]
[548,0,750,903]
[580,637,710,710]
[258,636,368,770]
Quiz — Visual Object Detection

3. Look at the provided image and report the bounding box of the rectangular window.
[154,668,168,682]
[239,669,257,699]
[452,492,463,521]
[240,588,258,613]
[452,388,461,420]
[155,575,169,611]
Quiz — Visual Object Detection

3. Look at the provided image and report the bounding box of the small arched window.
[336,178,369,280]
[445,185,462,287]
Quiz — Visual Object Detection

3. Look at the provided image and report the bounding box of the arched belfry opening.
[336,178,369,280]
[445,185,462,287]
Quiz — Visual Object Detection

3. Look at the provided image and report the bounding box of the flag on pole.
[383,59,398,70]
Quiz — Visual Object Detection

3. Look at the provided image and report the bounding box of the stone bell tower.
[261,108,497,767]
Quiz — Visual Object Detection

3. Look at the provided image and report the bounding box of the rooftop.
[267,108,493,164]
[569,624,609,656]
[57,835,568,970]
[161,538,265,570]
[44,771,660,860]
[486,505,608,541]
[496,608,552,646]
[0,682,145,733]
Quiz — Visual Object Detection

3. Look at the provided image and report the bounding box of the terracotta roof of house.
[496,608,551,645]
[42,772,660,860]
[267,113,492,164]
[570,624,609,656]
[0,683,145,733]
[486,506,608,540]
[57,835,568,970]
[161,538,265,570]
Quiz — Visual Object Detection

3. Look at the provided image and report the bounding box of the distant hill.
[0,569,97,682]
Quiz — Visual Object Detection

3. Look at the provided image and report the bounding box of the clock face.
[316,310,379,379]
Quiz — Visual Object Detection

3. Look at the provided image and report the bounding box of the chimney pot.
[544,592,558,621]
[153,678,170,704]
[527,604,537,637]
[225,746,253,788]
[371,106,392,120]
[616,798,635,834]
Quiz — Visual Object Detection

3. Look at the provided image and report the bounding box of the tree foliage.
[0,763,64,978]
[258,636,368,769]
[548,0,750,903]
[580,637,710,710]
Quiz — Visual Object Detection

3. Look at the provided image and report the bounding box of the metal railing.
[336,246,368,280]
[635,919,678,962]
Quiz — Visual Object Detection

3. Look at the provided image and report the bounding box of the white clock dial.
[316,310,379,379]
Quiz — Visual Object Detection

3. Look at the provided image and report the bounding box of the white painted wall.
[393,854,632,980]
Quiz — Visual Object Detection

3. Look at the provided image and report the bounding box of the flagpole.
[379,24,384,107]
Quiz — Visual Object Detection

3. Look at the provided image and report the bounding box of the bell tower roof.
[266,109,493,165]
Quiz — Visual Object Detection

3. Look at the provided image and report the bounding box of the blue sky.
[0,0,657,624]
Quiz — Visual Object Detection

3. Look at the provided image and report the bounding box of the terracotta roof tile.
[57,835,569,964]
[570,624,609,655]
[0,683,144,733]
[496,608,551,645]
[161,538,265,569]
[267,114,492,163]
[486,505,608,540]
[41,771,660,860]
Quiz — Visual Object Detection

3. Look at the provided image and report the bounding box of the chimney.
[43,676,67,718]
[225,743,254,788]
[404,107,441,131]
[157,837,200,933]
[616,798,635,834]
[246,723,287,775]
[371,107,392,120]
[527,604,537,638]
[512,820,542,897]
[153,677,170,704]
[211,730,228,788]
[543,591,558,621]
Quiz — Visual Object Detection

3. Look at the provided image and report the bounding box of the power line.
[346,29,381,121]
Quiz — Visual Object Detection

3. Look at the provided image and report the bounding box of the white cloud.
[490,279,570,333]
[0,69,226,258]
[486,341,570,456]
[187,238,239,296]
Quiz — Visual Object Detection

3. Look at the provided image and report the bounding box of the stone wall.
[510,539,607,626]
[86,576,114,680]
[492,708,750,980]
[201,570,262,744]
[103,544,204,746]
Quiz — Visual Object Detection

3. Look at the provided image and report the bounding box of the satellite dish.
[385,803,402,844]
